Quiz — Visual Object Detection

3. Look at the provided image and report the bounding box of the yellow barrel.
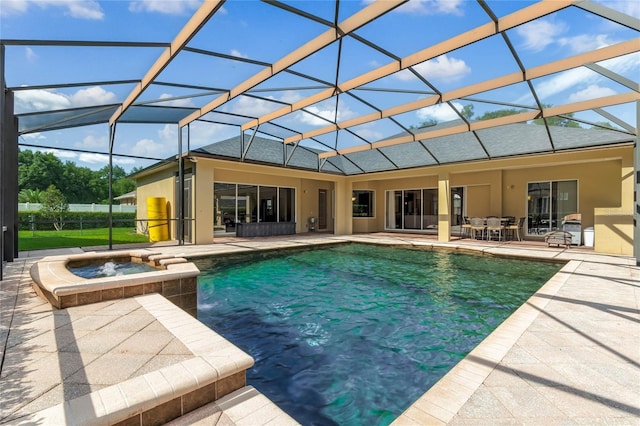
[147,197,169,242]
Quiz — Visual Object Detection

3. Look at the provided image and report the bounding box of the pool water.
[69,261,157,278]
[195,244,561,425]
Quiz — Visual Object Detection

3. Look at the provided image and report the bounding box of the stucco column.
[194,164,214,244]
[334,179,353,235]
[438,172,451,242]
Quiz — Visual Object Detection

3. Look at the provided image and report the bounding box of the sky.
[1,0,639,172]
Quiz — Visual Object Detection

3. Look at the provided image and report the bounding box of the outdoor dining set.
[461,216,526,242]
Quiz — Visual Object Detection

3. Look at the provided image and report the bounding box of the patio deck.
[1,233,638,425]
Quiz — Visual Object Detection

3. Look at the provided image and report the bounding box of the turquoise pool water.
[195,244,561,425]
[69,261,157,278]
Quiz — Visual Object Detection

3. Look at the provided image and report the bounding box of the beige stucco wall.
[135,168,176,240]
[594,152,633,255]
[135,145,634,255]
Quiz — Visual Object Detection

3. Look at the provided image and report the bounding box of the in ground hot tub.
[30,249,200,316]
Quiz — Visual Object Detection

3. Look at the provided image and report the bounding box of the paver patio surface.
[1,233,638,424]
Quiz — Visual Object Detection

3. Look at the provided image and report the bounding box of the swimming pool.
[195,244,562,425]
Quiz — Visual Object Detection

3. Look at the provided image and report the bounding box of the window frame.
[352,190,375,218]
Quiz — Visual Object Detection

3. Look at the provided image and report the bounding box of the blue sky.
[1,0,638,171]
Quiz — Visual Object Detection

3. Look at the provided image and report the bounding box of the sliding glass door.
[527,180,577,235]
[385,187,463,233]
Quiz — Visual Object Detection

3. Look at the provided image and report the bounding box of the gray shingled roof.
[192,121,633,175]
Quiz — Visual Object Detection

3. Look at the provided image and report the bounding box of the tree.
[476,108,525,121]
[460,104,474,120]
[409,119,438,130]
[40,185,69,231]
[534,114,581,128]
[62,162,97,203]
[18,150,64,191]
[18,188,44,203]
[113,177,137,199]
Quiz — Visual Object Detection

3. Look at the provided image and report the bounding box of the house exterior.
[114,190,137,206]
[133,125,635,256]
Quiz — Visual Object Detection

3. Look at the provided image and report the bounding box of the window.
[527,180,577,235]
[352,190,374,218]
[214,183,296,234]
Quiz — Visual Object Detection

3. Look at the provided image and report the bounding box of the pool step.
[166,386,300,426]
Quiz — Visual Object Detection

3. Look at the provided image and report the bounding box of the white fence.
[19,203,137,213]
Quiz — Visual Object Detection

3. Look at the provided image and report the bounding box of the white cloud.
[159,123,178,143]
[595,0,640,18]
[216,91,303,126]
[532,67,595,100]
[232,96,278,116]
[599,51,640,76]
[70,86,117,107]
[298,100,356,126]
[42,148,77,160]
[568,84,617,103]
[557,34,614,54]
[15,89,72,111]
[2,0,104,19]
[14,86,117,112]
[517,19,567,52]
[279,90,303,104]
[62,0,104,19]
[77,153,136,167]
[230,49,248,59]
[25,47,37,62]
[513,66,619,105]
[130,138,167,157]
[76,134,107,150]
[77,152,108,164]
[395,0,463,15]
[396,55,470,83]
[416,102,462,122]
[20,132,46,140]
[352,127,383,142]
[129,0,201,15]
[188,120,235,147]
[0,0,28,16]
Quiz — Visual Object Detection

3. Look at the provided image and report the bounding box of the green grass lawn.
[19,227,151,251]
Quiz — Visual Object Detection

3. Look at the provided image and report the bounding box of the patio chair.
[469,217,486,240]
[460,216,472,238]
[506,217,525,241]
[486,217,504,241]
